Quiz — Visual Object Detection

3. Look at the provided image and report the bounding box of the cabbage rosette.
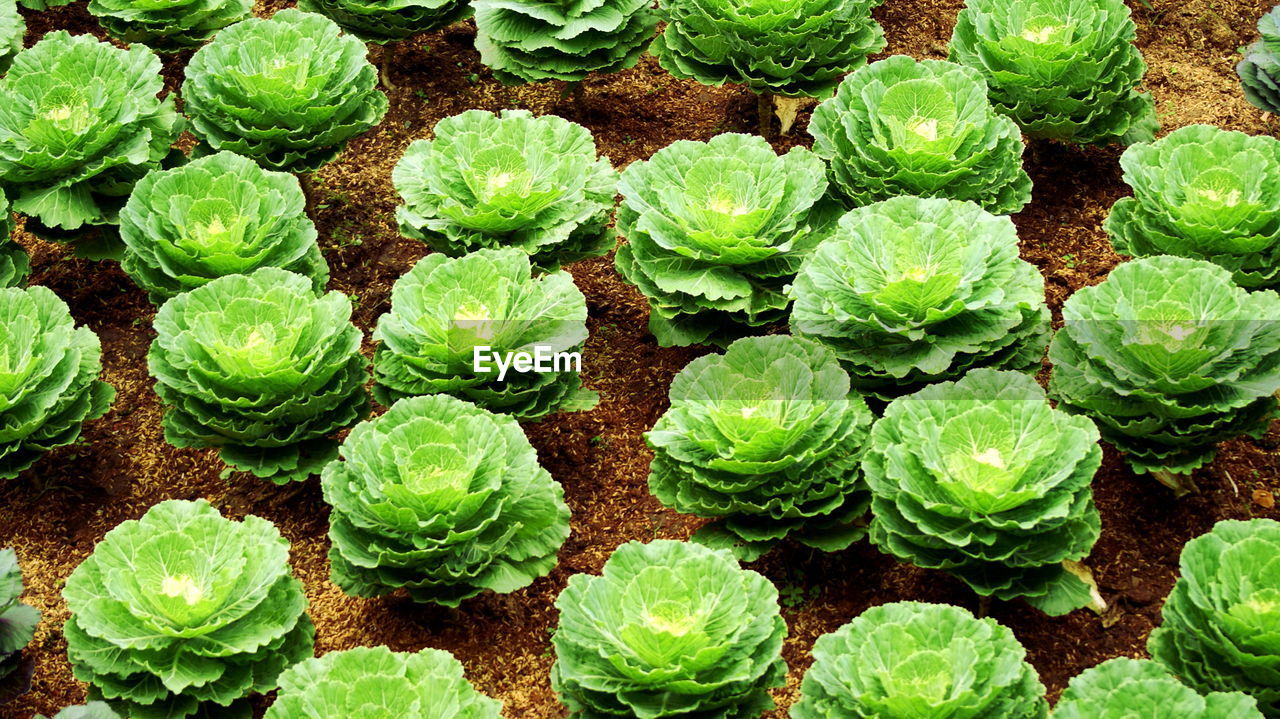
[1239,6,1280,115]
[1150,519,1280,717]
[62,500,315,719]
[297,0,470,43]
[0,32,183,254]
[265,646,503,718]
[550,539,787,718]
[120,151,327,304]
[647,335,874,561]
[373,248,596,419]
[809,56,1032,214]
[87,0,252,51]
[789,196,1050,398]
[1056,657,1263,719]
[322,394,571,607]
[792,601,1048,719]
[0,548,38,704]
[1106,125,1280,290]
[183,9,388,173]
[1048,256,1280,490]
[949,0,1158,145]
[653,0,885,99]
[0,0,22,75]
[393,109,616,271]
[616,132,838,347]
[148,268,370,484]
[473,0,658,84]
[0,286,114,481]
[865,369,1102,615]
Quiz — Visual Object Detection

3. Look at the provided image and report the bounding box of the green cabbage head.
[296,0,470,43]
[791,601,1048,719]
[373,248,596,419]
[865,369,1102,615]
[265,646,502,718]
[616,132,837,347]
[0,32,183,255]
[647,335,874,561]
[1055,658,1263,719]
[1150,519,1280,717]
[322,394,571,606]
[551,539,787,718]
[393,109,616,271]
[148,268,370,484]
[0,548,38,704]
[1048,256,1280,490]
[1106,125,1280,290]
[0,0,22,75]
[62,499,315,719]
[183,9,389,173]
[120,151,327,304]
[0,286,114,481]
[36,703,121,719]
[652,0,885,99]
[948,0,1158,145]
[789,196,1050,398]
[474,0,657,84]
[809,55,1032,214]
[0,189,30,288]
[1239,6,1280,115]
[87,0,252,51]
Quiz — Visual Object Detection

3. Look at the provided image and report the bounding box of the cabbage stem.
[1151,468,1199,498]
[757,90,774,138]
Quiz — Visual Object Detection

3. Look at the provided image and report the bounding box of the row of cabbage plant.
[9,506,1276,718]
[4,0,1160,140]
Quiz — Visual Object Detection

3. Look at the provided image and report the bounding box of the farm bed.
[2,0,1280,716]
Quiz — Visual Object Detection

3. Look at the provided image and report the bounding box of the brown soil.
[4,0,1280,717]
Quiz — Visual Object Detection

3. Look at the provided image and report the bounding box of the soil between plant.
[3,1,1280,717]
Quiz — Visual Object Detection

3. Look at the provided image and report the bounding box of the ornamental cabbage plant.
[1150,519,1280,717]
[791,602,1047,719]
[865,370,1103,615]
[551,539,787,718]
[0,286,114,481]
[297,0,470,43]
[0,32,183,254]
[1240,7,1280,115]
[1106,125,1280,290]
[473,0,657,84]
[809,56,1032,215]
[948,0,1158,145]
[789,196,1050,398]
[616,132,836,347]
[0,0,21,75]
[1055,658,1263,719]
[1048,256,1280,495]
[87,0,252,51]
[652,0,885,99]
[322,395,570,606]
[393,110,616,271]
[373,249,596,419]
[149,268,369,484]
[0,190,29,288]
[0,548,38,704]
[120,151,327,304]
[265,646,502,719]
[63,500,315,719]
[183,9,389,173]
[647,335,874,561]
